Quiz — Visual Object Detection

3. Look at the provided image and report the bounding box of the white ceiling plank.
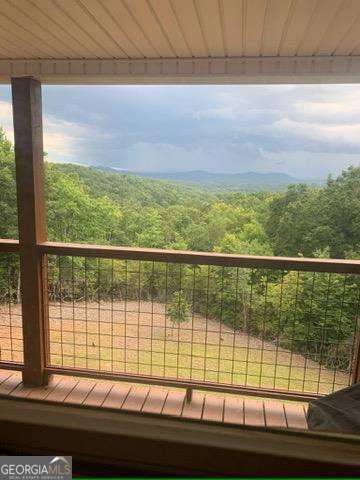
[0,7,60,57]
[0,0,358,63]
[171,0,208,57]
[39,0,111,58]
[55,0,128,58]
[351,45,360,56]
[261,0,293,56]
[0,29,42,58]
[222,0,244,57]
[79,0,143,58]
[335,7,360,55]
[297,0,344,56]
[244,0,267,57]
[195,0,225,57]
[316,0,360,55]
[102,0,159,58]
[0,0,79,57]
[123,0,175,57]
[279,0,317,56]
[0,48,15,58]
[0,38,25,58]
[9,0,90,58]
[149,0,192,57]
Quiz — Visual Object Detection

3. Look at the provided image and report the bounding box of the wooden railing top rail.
[1,239,359,274]
[0,239,19,253]
[0,239,360,274]
[38,241,360,275]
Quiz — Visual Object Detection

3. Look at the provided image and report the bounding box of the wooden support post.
[352,318,360,384]
[12,77,49,387]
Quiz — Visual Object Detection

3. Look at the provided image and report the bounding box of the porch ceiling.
[1,0,360,84]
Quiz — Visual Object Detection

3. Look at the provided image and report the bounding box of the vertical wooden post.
[12,77,49,386]
[352,318,360,384]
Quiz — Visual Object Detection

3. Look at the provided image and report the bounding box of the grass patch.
[47,300,351,395]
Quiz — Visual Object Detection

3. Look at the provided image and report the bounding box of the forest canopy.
[1,128,359,260]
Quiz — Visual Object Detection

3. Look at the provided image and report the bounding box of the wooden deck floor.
[0,369,308,430]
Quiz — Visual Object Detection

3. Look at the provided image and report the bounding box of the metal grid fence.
[46,254,360,395]
[0,253,23,364]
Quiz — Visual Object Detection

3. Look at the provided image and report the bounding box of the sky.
[1,83,360,179]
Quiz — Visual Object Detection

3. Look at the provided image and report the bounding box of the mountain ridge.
[94,167,321,192]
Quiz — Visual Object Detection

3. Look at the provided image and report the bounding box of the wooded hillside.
[1,129,359,378]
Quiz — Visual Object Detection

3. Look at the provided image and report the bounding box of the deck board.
[83,382,113,407]
[102,383,131,409]
[46,377,79,402]
[64,379,96,405]
[0,373,22,395]
[202,394,224,422]
[244,398,266,427]
[0,369,309,431]
[283,403,308,430]
[142,387,168,414]
[223,396,244,425]
[27,376,63,400]
[10,382,35,398]
[161,389,186,417]
[0,369,13,384]
[182,392,205,419]
[121,385,149,412]
[264,401,287,428]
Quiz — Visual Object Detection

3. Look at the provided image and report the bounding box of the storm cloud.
[0,84,360,179]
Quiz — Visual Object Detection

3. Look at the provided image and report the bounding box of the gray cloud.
[1,84,360,178]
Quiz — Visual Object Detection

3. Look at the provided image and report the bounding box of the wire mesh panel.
[46,254,360,395]
[0,254,23,364]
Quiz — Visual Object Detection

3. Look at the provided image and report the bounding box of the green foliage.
[0,128,17,239]
[46,163,122,244]
[265,169,360,259]
[166,290,190,327]
[56,163,208,208]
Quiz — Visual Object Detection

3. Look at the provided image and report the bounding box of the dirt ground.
[0,300,351,394]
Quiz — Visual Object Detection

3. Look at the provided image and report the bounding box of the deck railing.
[1,239,360,401]
[1,77,360,402]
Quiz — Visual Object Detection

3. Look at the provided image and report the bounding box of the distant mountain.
[96,168,321,192]
[55,163,211,208]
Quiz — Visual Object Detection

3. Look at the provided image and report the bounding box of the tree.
[324,167,360,257]
[46,163,122,245]
[166,290,190,334]
[0,129,20,301]
[264,184,330,257]
[265,169,360,259]
[0,128,17,239]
